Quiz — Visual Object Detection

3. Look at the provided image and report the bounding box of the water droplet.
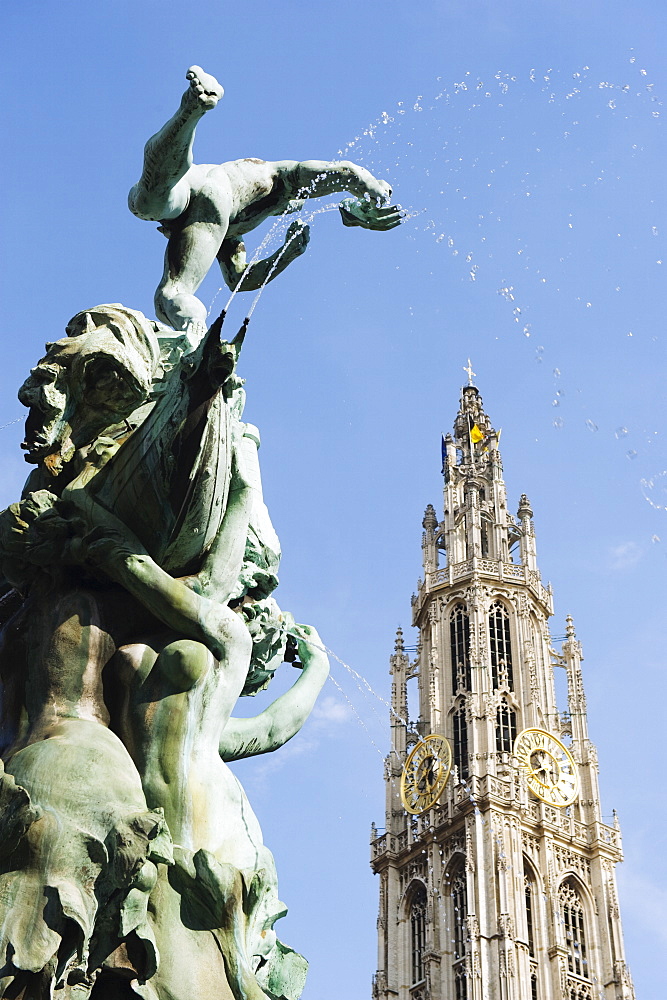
[652,534,661,544]
[627,450,638,460]
[641,471,667,510]
[585,420,598,433]
[615,427,628,439]
[523,324,532,338]
[553,417,564,429]
[553,368,561,378]
[608,100,616,110]
[552,398,560,408]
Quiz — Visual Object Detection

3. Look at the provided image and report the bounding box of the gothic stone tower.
[370,382,635,1000]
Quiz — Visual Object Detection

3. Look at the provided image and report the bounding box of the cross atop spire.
[463,358,477,386]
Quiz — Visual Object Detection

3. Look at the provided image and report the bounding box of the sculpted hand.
[2,492,85,568]
[282,220,310,261]
[82,526,135,568]
[339,197,404,231]
[289,623,327,669]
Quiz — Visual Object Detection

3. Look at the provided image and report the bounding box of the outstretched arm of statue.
[217,222,311,292]
[275,159,403,232]
[219,624,329,760]
[61,445,252,660]
[82,535,238,662]
[279,159,392,203]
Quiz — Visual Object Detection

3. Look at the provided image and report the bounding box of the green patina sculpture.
[0,305,327,998]
[0,65,402,1000]
[128,66,402,341]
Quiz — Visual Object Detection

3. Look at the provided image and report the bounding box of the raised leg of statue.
[154,215,229,335]
[128,66,224,224]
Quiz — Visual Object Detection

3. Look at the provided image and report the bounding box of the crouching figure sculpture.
[0,304,329,999]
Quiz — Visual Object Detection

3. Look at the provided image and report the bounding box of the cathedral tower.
[370,378,635,1000]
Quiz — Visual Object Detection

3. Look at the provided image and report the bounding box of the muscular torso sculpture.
[129,67,402,338]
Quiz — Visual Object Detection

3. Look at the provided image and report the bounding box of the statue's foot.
[185,65,224,110]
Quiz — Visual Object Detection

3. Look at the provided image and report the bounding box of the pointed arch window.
[531,970,539,1000]
[454,967,468,1000]
[524,871,535,958]
[480,514,491,558]
[453,703,469,780]
[410,882,427,985]
[524,864,539,998]
[449,603,471,693]
[496,698,517,754]
[449,867,468,999]
[489,600,513,689]
[559,880,588,979]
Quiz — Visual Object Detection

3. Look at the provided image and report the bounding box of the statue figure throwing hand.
[129,66,403,340]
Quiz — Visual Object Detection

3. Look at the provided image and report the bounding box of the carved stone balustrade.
[420,558,553,614]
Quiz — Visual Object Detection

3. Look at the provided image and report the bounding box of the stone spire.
[438,379,535,575]
[389,627,409,758]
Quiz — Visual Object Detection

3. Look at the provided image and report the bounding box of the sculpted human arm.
[60,437,252,657]
[275,159,403,232]
[277,159,392,203]
[219,624,329,760]
[217,222,310,292]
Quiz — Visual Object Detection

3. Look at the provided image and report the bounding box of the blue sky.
[2,2,666,997]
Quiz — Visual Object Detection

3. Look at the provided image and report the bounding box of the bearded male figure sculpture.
[0,305,328,999]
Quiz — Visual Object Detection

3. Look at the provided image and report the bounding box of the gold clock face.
[400,734,452,815]
[513,728,579,807]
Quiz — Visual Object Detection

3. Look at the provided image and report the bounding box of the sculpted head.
[19,304,162,475]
